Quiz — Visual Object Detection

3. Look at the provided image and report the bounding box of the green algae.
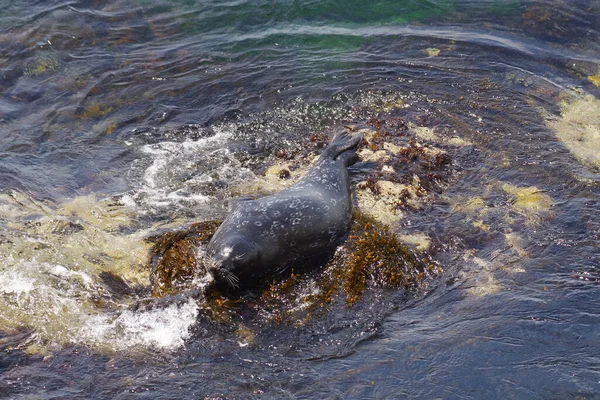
[453,196,487,216]
[423,47,440,57]
[502,183,554,225]
[502,184,553,212]
[589,68,600,87]
[472,219,490,232]
[24,55,60,76]
[549,94,600,169]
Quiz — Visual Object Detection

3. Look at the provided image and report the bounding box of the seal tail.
[322,131,364,165]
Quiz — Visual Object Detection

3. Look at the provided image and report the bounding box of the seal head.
[205,235,261,288]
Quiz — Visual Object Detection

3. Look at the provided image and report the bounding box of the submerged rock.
[355,128,452,225]
[24,55,61,76]
[549,94,600,169]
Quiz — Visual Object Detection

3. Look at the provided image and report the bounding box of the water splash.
[0,191,204,353]
[80,298,199,351]
[127,124,256,218]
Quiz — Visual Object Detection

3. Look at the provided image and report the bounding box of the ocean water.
[1,0,600,398]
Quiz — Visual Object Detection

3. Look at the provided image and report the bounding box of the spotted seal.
[204,130,364,290]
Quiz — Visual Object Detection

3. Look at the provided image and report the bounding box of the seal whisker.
[228,275,240,289]
[275,263,289,275]
[222,268,240,289]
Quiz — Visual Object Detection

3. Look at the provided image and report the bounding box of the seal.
[204,130,364,290]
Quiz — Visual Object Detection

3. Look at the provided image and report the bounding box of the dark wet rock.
[98,271,135,299]
[277,168,291,179]
[0,328,42,378]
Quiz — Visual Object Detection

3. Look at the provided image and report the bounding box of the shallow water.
[1,0,600,398]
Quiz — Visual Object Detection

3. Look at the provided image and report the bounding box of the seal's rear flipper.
[337,149,360,167]
[322,131,364,165]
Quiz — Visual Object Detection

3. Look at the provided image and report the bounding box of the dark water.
[1,0,600,398]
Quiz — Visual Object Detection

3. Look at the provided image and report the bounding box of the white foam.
[0,256,199,352]
[119,194,137,207]
[81,298,199,350]
[129,125,255,214]
[0,269,36,296]
[51,264,93,285]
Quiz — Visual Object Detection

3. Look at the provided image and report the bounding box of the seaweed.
[146,209,439,324]
[259,211,440,324]
[148,220,221,298]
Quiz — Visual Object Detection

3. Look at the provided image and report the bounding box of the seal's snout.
[203,255,222,279]
[206,257,240,289]
[205,235,260,290]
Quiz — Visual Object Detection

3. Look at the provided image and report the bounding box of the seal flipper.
[337,149,360,167]
[321,131,364,162]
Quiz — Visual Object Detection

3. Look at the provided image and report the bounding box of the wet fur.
[204,131,363,290]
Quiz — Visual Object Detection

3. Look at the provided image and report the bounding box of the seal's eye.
[233,252,247,261]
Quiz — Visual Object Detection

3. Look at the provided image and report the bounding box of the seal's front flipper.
[129,288,203,313]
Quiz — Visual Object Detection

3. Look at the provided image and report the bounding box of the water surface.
[1,0,600,398]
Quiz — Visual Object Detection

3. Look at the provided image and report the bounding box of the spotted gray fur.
[204,130,363,289]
